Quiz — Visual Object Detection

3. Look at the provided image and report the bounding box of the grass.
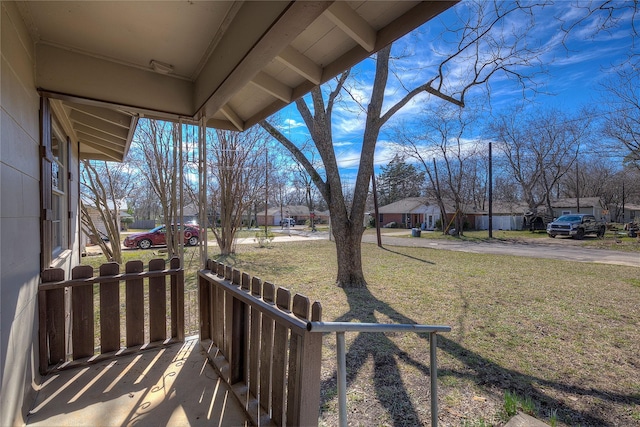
[502,392,537,417]
[82,238,640,426]
[503,391,519,418]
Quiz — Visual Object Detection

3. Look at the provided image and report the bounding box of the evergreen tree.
[377,154,425,205]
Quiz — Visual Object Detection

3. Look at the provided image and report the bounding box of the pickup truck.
[546,214,605,239]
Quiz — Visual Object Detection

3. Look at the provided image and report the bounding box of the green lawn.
[83,238,640,426]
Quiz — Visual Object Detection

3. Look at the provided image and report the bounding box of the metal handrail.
[307,321,451,427]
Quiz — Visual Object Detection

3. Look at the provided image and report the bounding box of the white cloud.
[281,118,305,129]
[335,149,363,169]
[333,141,353,148]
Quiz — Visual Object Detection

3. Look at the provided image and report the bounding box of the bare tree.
[558,1,639,68]
[132,119,181,257]
[560,157,614,200]
[561,157,640,221]
[261,1,550,288]
[489,108,545,214]
[600,66,640,170]
[397,102,483,235]
[128,179,162,223]
[80,160,134,263]
[291,160,315,224]
[490,108,590,216]
[269,168,292,217]
[208,127,268,255]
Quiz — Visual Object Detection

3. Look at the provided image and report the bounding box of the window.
[41,96,70,269]
[50,121,67,258]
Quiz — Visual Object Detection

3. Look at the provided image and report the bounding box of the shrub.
[254,231,274,248]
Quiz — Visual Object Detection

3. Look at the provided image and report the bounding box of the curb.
[504,412,550,427]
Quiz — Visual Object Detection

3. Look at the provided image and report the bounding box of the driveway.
[361,232,640,268]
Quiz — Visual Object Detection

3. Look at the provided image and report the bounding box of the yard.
[82,237,640,426]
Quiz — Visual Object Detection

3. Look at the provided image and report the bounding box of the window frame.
[50,119,68,259]
[40,97,71,269]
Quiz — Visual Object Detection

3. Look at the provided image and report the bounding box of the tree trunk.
[455,209,465,236]
[332,219,367,288]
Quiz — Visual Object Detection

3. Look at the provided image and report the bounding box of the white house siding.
[475,215,524,231]
[415,205,440,230]
[1,3,81,425]
[1,3,40,425]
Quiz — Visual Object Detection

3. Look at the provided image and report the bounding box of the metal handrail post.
[336,331,347,427]
[430,332,438,427]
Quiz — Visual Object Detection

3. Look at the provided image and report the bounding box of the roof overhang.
[15,1,457,161]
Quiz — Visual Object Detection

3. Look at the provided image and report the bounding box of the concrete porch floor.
[26,337,250,427]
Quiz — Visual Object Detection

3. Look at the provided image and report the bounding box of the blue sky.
[274,1,638,180]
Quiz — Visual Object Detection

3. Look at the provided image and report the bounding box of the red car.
[123,224,200,249]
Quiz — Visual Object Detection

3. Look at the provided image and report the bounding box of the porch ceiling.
[15,0,456,161]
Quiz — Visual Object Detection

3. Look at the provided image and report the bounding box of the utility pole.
[622,181,625,223]
[488,141,493,239]
[371,171,382,247]
[433,157,445,234]
[264,147,268,238]
[576,160,580,213]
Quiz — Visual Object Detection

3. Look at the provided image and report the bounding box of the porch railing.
[200,260,451,427]
[307,321,451,427]
[199,259,323,427]
[38,257,184,374]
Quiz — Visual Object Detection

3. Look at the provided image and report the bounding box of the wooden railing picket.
[148,258,167,342]
[125,260,144,347]
[199,272,211,341]
[290,297,323,426]
[272,287,292,425]
[224,270,237,382]
[241,272,250,291]
[260,281,276,418]
[72,265,95,359]
[38,257,185,373]
[99,262,120,353]
[39,268,65,374]
[287,294,309,424]
[230,294,247,384]
[213,284,225,352]
[224,268,239,366]
[263,281,275,303]
[248,276,262,405]
[311,301,322,323]
[198,262,323,426]
[170,257,184,341]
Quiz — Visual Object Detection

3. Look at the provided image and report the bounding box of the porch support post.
[198,116,207,266]
[178,119,184,265]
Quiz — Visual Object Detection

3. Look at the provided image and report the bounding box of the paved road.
[360,233,640,268]
[109,229,639,268]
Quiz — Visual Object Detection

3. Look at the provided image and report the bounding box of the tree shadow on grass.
[319,285,639,426]
[381,247,436,264]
